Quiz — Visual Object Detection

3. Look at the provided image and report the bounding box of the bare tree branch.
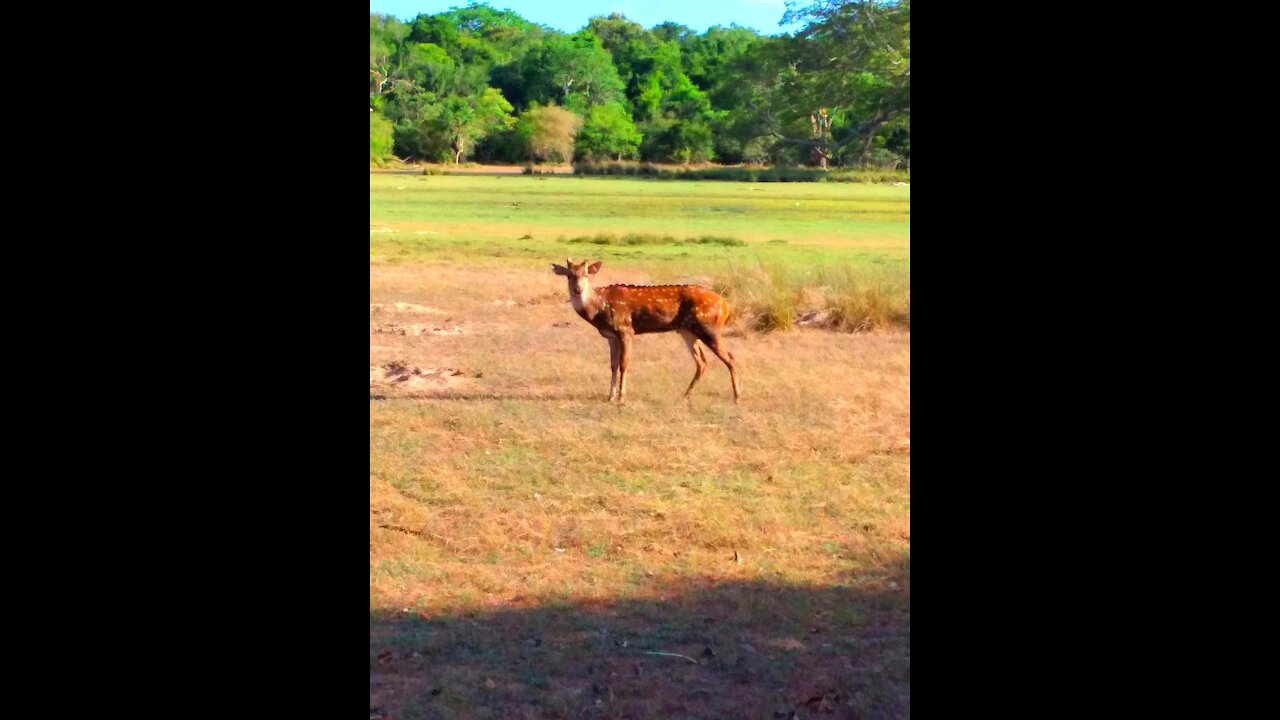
[768,106,902,157]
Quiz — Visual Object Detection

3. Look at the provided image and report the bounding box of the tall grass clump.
[713,260,804,332]
[714,261,910,333]
[815,266,911,331]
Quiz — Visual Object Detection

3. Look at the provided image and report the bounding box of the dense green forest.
[370,0,909,169]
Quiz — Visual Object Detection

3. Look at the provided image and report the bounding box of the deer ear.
[587,261,603,275]
[551,263,570,276]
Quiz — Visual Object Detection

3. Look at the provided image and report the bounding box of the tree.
[576,103,642,160]
[587,13,649,57]
[368,4,909,169]
[747,0,910,166]
[628,40,683,121]
[398,42,458,95]
[651,21,696,46]
[370,14,409,97]
[587,14,667,118]
[519,31,626,113]
[370,111,395,161]
[682,24,760,99]
[517,104,583,163]
[436,87,516,163]
[434,4,545,64]
[408,14,461,57]
[669,120,715,164]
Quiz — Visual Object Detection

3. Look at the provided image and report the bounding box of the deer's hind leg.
[678,330,708,399]
[695,329,741,404]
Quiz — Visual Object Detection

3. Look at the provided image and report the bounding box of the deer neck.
[570,283,601,321]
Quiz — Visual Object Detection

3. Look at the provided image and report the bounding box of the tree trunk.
[453,139,464,164]
[858,132,877,166]
[857,116,892,166]
[809,111,831,168]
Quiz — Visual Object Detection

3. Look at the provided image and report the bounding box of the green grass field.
[370,174,910,719]
[371,173,908,265]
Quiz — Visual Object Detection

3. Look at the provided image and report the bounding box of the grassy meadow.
[370,173,910,719]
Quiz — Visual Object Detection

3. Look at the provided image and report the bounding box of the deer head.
[551,257,603,298]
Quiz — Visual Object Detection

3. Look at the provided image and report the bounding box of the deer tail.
[720,296,731,327]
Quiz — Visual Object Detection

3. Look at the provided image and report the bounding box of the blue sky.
[369,0,802,35]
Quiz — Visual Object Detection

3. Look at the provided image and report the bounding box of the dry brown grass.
[711,261,911,332]
[370,262,909,718]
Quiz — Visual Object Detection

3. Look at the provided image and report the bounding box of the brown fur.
[552,259,741,403]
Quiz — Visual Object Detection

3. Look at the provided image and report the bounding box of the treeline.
[370,0,909,169]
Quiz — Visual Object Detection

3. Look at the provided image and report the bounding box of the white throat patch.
[570,283,592,315]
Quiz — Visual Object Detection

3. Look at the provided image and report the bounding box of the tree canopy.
[369,1,910,167]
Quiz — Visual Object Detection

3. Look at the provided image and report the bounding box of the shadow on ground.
[369,392,593,402]
[371,557,908,719]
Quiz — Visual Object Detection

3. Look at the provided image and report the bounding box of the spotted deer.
[552,258,741,403]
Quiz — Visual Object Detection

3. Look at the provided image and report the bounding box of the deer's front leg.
[618,332,633,402]
[608,336,621,401]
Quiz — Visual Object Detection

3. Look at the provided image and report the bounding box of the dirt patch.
[490,293,563,308]
[373,323,465,337]
[370,361,470,391]
[369,302,447,315]
[523,291,566,307]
